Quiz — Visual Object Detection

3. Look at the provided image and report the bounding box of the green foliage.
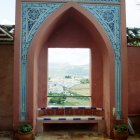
[127,28,140,46]
[128,40,140,46]
[48,83,90,106]
[80,78,89,84]
[49,94,67,104]
[115,124,127,133]
[18,124,32,133]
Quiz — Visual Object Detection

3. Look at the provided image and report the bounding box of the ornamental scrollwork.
[20,2,63,120]
[20,2,122,120]
[82,4,121,62]
[82,4,122,118]
[21,2,63,64]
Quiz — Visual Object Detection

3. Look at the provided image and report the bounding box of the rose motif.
[28,8,40,21]
[102,11,114,23]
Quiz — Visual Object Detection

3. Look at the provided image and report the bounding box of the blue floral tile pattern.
[82,4,122,119]
[21,2,63,63]
[20,2,63,120]
[20,2,122,120]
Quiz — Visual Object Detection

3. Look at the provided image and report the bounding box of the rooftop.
[0,25,14,44]
[0,25,140,46]
[127,28,140,46]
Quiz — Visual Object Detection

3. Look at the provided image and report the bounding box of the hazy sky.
[0,0,140,27]
[126,0,140,27]
[48,48,90,65]
[0,0,15,25]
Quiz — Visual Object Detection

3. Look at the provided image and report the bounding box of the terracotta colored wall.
[2,44,140,128]
[37,18,103,108]
[0,44,13,130]
[38,47,47,107]
[128,47,140,115]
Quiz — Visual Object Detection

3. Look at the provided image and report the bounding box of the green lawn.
[48,84,91,106]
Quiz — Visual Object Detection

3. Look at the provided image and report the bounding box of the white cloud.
[48,48,90,65]
[0,0,140,27]
[126,0,140,27]
[1,18,14,25]
[136,0,140,4]
[0,0,15,25]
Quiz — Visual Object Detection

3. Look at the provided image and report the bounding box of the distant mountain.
[48,63,89,77]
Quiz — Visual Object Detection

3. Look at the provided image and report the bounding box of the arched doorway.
[27,2,115,136]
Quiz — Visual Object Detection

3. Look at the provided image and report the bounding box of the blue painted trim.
[37,116,103,121]
[20,2,122,121]
[88,118,95,120]
[115,60,122,119]
[78,107,85,109]
[20,2,63,120]
[20,63,27,120]
[73,118,81,120]
[59,118,66,120]
[82,4,122,119]
[44,118,51,120]
[37,106,103,110]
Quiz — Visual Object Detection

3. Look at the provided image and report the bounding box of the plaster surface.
[0,45,13,130]
[128,47,140,115]
[14,0,128,137]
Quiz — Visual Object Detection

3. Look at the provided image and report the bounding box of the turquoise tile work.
[21,2,63,120]
[82,4,122,119]
[20,2,122,120]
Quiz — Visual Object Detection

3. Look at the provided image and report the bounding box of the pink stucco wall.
[128,47,140,115]
[0,44,13,130]
[0,44,140,131]
[37,19,103,108]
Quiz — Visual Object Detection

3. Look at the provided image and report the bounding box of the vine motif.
[20,2,63,120]
[82,4,122,118]
[82,4,121,61]
[20,2,122,119]
[21,2,63,64]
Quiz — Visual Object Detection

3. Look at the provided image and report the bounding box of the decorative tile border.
[20,2,122,120]
[37,107,104,116]
[82,4,121,119]
[37,106,104,110]
[21,2,63,64]
[21,2,63,120]
[37,116,103,121]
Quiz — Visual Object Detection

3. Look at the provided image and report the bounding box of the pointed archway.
[27,2,115,136]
